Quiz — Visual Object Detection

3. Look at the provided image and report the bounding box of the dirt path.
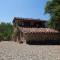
[0,41,60,60]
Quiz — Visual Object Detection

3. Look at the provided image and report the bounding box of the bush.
[0,22,13,41]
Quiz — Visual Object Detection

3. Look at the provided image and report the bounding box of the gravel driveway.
[0,41,60,60]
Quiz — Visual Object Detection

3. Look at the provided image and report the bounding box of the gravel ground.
[0,41,60,60]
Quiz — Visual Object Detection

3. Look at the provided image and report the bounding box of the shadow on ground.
[26,40,60,45]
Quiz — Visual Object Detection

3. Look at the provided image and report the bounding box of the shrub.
[0,22,13,41]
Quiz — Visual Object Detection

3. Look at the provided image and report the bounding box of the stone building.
[13,17,60,44]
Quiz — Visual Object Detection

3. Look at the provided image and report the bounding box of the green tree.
[45,0,60,28]
[0,22,13,41]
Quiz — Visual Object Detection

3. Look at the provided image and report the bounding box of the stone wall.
[24,32,60,42]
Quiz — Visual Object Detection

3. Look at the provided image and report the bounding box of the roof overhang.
[13,17,47,23]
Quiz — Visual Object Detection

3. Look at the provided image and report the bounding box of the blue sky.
[0,0,49,23]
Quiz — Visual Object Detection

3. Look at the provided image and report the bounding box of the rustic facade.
[13,17,47,28]
[13,17,60,44]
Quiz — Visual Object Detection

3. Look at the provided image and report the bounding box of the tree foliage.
[0,22,13,41]
[45,0,60,28]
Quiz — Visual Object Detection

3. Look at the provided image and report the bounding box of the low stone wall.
[13,27,60,44]
[24,32,60,42]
